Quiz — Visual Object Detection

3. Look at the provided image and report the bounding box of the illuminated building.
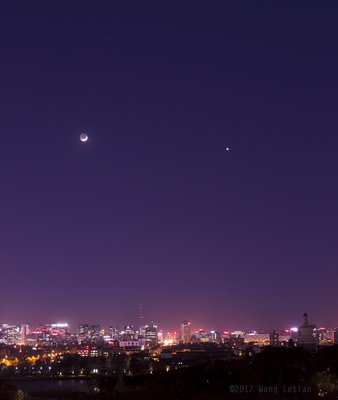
[334,329,338,345]
[313,327,332,344]
[181,320,191,343]
[243,332,270,345]
[139,303,145,337]
[76,346,101,357]
[121,325,135,341]
[109,326,120,340]
[221,331,231,342]
[224,335,245,348]
[278,330,291,345]
[90,325,102,339]
[210,331,221,343]
[163,331,174,346]
[0,324,20,345]
[19,323,30,345]
[139,325,146,337]
[118,340,141,349]
[50,323,69,338]
[231,330,244,337]
[78,324,101,342]
[157,329,164,343]
[50,322,69,335]
[79,324,89,336]
[190,329,220,343]
[269,331,279,346]
[78,324,90,343]
[145,322,158,347]
[191,329,206,342]
[26,323,70,346]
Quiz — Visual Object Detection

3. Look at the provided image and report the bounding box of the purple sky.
[1,1,338,332]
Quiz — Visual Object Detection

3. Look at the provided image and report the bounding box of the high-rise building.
[210,331,221,343]
[109,326,120,340]
[334,329,338,345]
[79,324,89,337]
[120,325,135,341]
[181,320,191,343]
[50,323,69,336]
[139,304,144,326]
[313,327,328,343]
[145,322,158,347]
[0,324,20,345]
[269,330,279,346]
[139,304,146,338]
[19,324,31,345]
[78,324,101,342]
[174,330,181,343]
[157,329,164,343]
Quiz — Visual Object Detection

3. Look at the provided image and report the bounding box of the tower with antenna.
[139,304,145,337]
[139,304,144,326]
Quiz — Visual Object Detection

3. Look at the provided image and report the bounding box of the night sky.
[1,1,338,332]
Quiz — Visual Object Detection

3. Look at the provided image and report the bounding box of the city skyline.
[2,2,338,330]
[1,311,337,352]
[0,311,334,334]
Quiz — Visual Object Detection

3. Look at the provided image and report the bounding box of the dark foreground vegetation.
[2,346,338,399]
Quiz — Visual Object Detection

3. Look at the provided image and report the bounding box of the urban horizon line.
[2,312,337,334]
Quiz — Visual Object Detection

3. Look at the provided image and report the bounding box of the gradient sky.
[1,1,338,332]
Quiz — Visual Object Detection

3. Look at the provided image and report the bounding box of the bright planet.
[80,133,88,142]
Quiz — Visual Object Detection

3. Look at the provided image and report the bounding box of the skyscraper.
[145,322,158,347]
[181,320,191,343]
[19,323,30,345]
[139,304,144,327]
[109,326,119,340]
[78,324,101,342]
[139,304,145,337]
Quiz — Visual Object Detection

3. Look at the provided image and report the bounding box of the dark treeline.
[2,345,338,399]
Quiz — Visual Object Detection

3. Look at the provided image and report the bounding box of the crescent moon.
[80,133,88,142]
